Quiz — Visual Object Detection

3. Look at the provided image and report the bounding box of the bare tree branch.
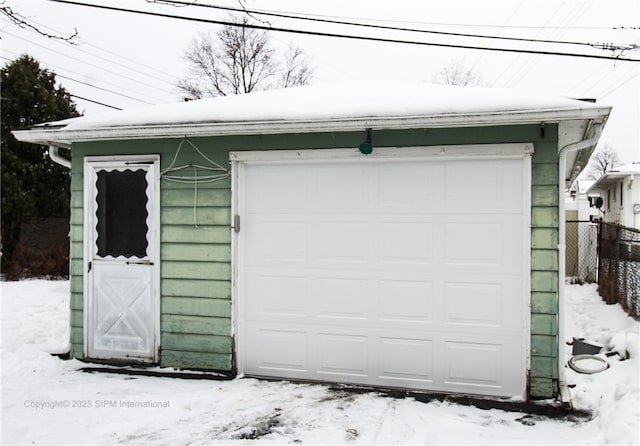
[235,0,272,26]
[279,44,314,88]
[432,62,482,86]
[586,144,622,180]
[1,5,78,44]
[177,15,312,100]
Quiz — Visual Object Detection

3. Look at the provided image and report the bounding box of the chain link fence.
[565,220,599,284]
[598,222,640,321]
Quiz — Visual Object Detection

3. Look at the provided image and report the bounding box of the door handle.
[126,260,154,265]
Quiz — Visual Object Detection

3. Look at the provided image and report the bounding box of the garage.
[15,80,612,400]
[234,144,531,398]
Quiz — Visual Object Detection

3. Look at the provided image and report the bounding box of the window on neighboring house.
[613,185,617,203]
[620,181,624,208]
[607,189,611,211]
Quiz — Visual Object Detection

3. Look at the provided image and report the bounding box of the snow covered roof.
[574,179,597,195]
[588,163,640,190]
[13,80,611,147]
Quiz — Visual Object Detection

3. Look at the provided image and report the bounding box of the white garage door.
[234,145,530,398]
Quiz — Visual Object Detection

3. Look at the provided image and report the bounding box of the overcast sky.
[2,0,639,163]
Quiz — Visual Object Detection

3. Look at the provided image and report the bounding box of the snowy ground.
[1,280,638,445]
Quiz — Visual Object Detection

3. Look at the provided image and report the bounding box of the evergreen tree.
[1,54,80,276]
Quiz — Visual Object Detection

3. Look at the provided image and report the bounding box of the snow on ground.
[1,280,639,445]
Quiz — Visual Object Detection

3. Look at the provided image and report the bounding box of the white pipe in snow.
[48,145,71,169]
[556,121,603,408]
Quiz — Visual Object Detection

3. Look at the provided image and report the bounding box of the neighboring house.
[567,179,598,222]
[587,163,640,229]
[13,81,611,402]
[565,179,599,283]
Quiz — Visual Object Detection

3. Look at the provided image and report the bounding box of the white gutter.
[48,145,71,169]
[556,120,603,409]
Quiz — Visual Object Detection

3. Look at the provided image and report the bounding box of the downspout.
[49,144,71,169]
[49,143,72,358]
[557,120,603,409]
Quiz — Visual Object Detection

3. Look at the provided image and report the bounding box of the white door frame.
[231,143,532,394]
[83,154,161,362]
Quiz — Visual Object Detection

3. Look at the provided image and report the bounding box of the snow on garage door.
[234,145,531,398]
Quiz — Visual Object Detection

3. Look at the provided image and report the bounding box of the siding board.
[162,243,231,262]
[161,207,231,226]
[531,313,558,335]
[162,279,230,299]
[531,334,556,356]
[162,189,231,207]
[532,250,558,270]
[162,296,231,317]
[161,333,231,353]
[161,261,231,280]
[162,315,230,336]
[161,225,230,244]
[161,350,231,371]
[531,292,557,314]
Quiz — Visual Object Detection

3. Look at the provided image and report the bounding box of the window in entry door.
[95,169,149,258]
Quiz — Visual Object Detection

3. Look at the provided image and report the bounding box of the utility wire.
[48,0,640,62]
[599,72,639,98]
[56,73,154,104]
[26,16,178,83]
[2,48,155,104]
[154,0,639,36]
[4,30,175,96]
[1,55,123,110]
[150,0,630,50]
[70,94,122,110]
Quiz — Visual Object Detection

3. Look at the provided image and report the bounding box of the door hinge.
[233,215,240,233]
[88,261,92,272]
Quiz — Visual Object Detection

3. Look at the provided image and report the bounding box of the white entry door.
[84,156,159,362]
[234,145,531,398]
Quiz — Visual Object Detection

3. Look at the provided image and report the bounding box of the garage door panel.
[443,340,503,388]
[443,215,523,274]
[444,282,503,328]
[378,337,435,383]
[378,279,434,324]
[378,221,434,265]
[313,220,370,264]
[442,276,523,335]
[245,217,308,264]
[245,327,309,372]
[317,277,369,321]
[317,333,369,377]
[245,272,310,320]
[314,165,370,208]
[441,335,525,396]
[245,164,309,211]
[443,159,524,213]
[376,162,439,209]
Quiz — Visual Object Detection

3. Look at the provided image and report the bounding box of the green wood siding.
[529,137,560,398]
[67,124,560,397]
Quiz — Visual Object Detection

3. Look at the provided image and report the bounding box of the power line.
[4,30,174,97]
[158,1,634,32]
[600,72,639,98]
[26,17,178,84]
[2,48,155,104]
[70,94,122,110]
[1,55,123,110]
[48,0,640,62]
[56,73,154,104]
[150,0,631,50]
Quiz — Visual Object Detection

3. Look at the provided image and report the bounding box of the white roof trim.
[13,106,611,147]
